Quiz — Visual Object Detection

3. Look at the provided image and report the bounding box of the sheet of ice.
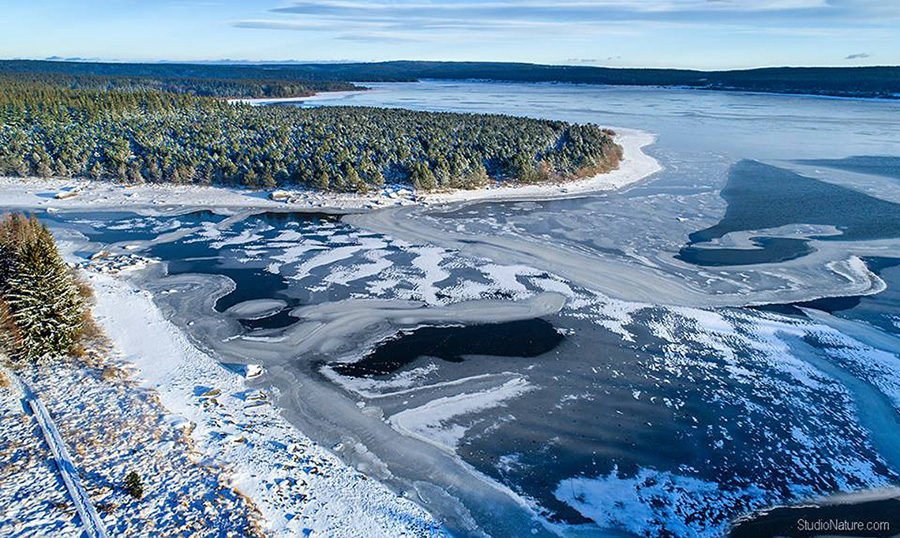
[226,299,288,319]
[324,249,394,285]
[389,378,534,452]
[290,244,369,280]
[409,246,452,304]
[555,466,768,538]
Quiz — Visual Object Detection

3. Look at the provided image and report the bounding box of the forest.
[1,72,360,99]
[0,79,621,192]
[4,59,898,99]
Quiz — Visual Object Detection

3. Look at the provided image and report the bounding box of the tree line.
[0,80,621,192]
[5,60,895,99]
[0,72,359,99]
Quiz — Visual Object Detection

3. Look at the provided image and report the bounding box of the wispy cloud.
[267,0,838,23]
[336,31,427,43]
[845,52,871,60]
[233,19,336,31]
[219,0,900,64]
[233,0,899,43]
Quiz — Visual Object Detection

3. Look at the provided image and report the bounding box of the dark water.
[332,318,565,378]
[144,211,338,311]
[796,156,900,181]
[679,237,815,266]
[238,307,300,330]
[678,160,900,267]
[166,257,291,312]
[41,210,219,243]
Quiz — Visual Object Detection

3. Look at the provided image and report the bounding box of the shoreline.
[87,268,447,537]
[233,82,900,107]
[227,89,370,106]
[0,128,661,214]
[419,128,660,205]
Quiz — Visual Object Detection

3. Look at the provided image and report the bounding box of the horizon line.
[2,57,898,72]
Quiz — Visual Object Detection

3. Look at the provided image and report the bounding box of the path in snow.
[14,374,109,538]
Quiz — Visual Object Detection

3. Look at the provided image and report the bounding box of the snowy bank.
[87,271,446,537]
[0,176,417,213]
[228,90,370,106]
[418,128,661,205]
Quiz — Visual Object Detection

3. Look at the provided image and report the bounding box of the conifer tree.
[0,78,620,193]
[0,214,85,362]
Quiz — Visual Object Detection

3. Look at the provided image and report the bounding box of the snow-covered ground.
[0,128,659,214]
[0,176,418,213]
[87,271,447,537]
[0,354,262,537]
[228,90,370,106]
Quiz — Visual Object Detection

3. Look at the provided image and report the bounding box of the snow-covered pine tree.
[0,214,85,362]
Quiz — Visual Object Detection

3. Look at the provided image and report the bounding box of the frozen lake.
[28,82,900,537]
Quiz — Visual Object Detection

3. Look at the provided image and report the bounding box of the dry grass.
[99,365,125,382]
[79,313,107,344]
[72,271,96,302]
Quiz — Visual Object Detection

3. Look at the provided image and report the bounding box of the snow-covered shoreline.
[419,128,661,205]
[87,270,446,537]
[228,90,370,106]
[0,128,660,214]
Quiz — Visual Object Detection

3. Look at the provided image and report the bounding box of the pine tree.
[463,159,489,189]
[410,162,437,191]
[317,170,330,191]
[0,214,85,362]
[127,161,144,184]
[89,161,105,180]
[124,471,144,500]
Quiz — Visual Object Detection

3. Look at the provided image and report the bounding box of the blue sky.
[1,0,897,68]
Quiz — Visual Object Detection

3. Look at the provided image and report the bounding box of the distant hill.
[2,60,899,99]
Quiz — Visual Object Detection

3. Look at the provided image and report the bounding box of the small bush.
[123,470,143,500]
[95,502,117,515]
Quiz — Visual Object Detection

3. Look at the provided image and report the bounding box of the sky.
[1,0,898,69]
